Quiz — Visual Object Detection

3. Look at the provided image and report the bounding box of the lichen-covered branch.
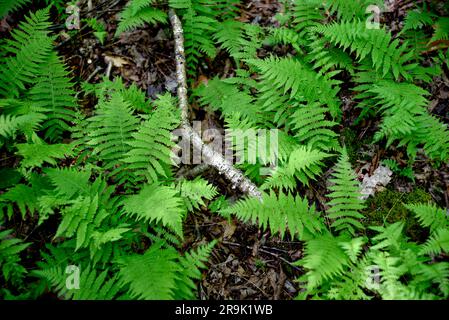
[169,10,189,124]
[169,9,262,199]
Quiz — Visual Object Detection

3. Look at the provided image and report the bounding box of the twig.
[222,240,301,272]
[169,9,262,199]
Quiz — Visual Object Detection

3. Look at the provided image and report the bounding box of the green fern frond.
[214,21,263,62]
[421,228,449,256]
[176,178,218,212]
[174,240,216,299]
[292,0,324,37]
[297,233,351,289]
[124,94,179,184]
[370,222,405,251]
[430,17,449,43]
[405,203,448,233]
[415,262,449,298]
[16,141,73,169]
[326,148,365,235]
[182,9,218,74]
[116,0,167,35]
[0,229,30,283]
[411,113,449,163]
[223,191,324,240]
[315,20,417,80]
[248,56,341,118]
[0,0,32,19]
[122,184,185,237]
[86,92,138,182]
[0,8,54,98]
[262,145,330,191]
[44,167,91,199]
[402,9,435,32]
[0,113,45,139]
[55,194,106,251]
[290,102,339,150]
[28,52,77,141]
[0,182,43,219]
[33,265,121,300]
[195,77,260,120]
[117,242,180,299]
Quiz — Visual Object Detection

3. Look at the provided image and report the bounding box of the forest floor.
[1,0,449,299]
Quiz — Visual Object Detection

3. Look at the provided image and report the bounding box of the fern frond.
[0,8,54,98]
[176,178,218,212]
[44,167,91,199]
[421,228,449,256]
[117,242,180,300]
[116,0,167,35]
[248,56,341,118]
[430,17,449,43]
[262,145,330,191]
[123,94,179,184]
[0,229,30,283]
[290,102,339,150]
[174,240,216,299]
[298,233,351,289]
[214,21,263,62]
[223,191,324,240]
[326,148,365,235]
[55,194,107,251]
[402,9,434,32]
[405,203,448,233]
[33,265,121,300]
[0,183,41,219]
[16,142,73,169]
[28,52,77,141]
[315,20,417,80]
[182,9,218,74]
[415,262,449,298]
[86,92,138,183]
[122,184,185,237]
[0,0,32,19]
[0,113,45,139]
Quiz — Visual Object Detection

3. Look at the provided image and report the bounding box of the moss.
[340,127,366,164]
[363,188,432,242]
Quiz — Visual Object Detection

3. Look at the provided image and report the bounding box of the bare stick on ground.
[169,9,262,199]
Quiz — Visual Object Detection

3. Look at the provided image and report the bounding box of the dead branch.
[169,9,262,199]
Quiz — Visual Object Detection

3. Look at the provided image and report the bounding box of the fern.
[262,145,330,191]
[297,233,351,289]
[248,56,341,118]
[223,191,324,240]
[86,92,139,183]
[16,141,73,169]
[33,265,121,300]
[122,184,186,237]
[0,8,54,98]
[326,148,365,235]
[315,20,417,80]
[173,240,216,299]
[176,178,218,212]
[421,229,449,256]
[0,0,32,19]
[117,242,181,299]
[28,52,77,141]
[116,0,167,35]
[405,203,449,233]
[123,94,179,184]
[290,102,339,150]
[0,229,30,284]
